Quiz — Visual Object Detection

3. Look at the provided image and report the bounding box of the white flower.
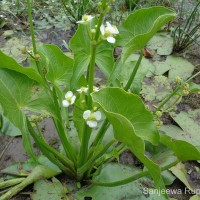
[77,15,94,24]
[76,86,88,93]
[62,91,76,107]
[83,110,102,128]
[100,22,119,43]
[76,86,99,93]
[93,86,99,92]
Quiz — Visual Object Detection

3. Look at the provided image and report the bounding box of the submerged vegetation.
[0,0,200,200]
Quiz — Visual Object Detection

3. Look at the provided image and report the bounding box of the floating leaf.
[147,32,173,55]
[170,163,197,194]
[161,124,200,147]
[75,163,165,200]
[170,109,200,147]
[31,177,68,200]
[141,75,171,102]
[167,56,195,81]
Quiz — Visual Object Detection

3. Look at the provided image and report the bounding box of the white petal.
[62,100,69,107]
[113,26,119,34]
[83,87,88,93]
[94,111,101,121]
[93,86,99,92]
[76,20,84,24]
[83,110,91,120]
[76,89,81,92]
[87,120,97,128]
[100,24,105,35]
[106,21,112,28]
[65,91,73,98]
[71,95,76,104]
[87,16,94,21]
[107,37,115,43]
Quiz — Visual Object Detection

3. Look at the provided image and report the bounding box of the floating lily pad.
[169,109,200,147]
[170,163,198,194]
[74,163,165,200]
[31,177,68,200]
[167,56,195,81]
[141,75,172,102]
[147,32,174,56]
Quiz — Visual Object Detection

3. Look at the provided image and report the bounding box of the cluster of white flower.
[76,15,119,43]
[77,15,94,24]
[76,86,99,93]
[100,22,119,43]
[62,90,102,128]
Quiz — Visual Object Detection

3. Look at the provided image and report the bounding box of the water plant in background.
[60,0,99,24]
[0,0,200,199]
[172,0,200,53]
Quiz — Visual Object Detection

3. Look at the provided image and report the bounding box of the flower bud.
[20,46,27,54]
[174,76,182,84]
[90,29,96,34]
[182,90,189,96]
[183,83,189,90]
[35,54,40,61]
[155,111,162,118]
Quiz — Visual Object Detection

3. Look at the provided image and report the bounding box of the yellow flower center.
[104,29,111,37]
[83,15,88,21]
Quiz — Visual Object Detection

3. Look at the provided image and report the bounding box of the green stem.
[0,178,25,190]
[27,119,74,175]
[0,165,60,200]
[157,70,200,111]
[27,0,37,55]
[87,43,97,108]
[51,87,77,164]
[91,119,109,148]
[124,50,143,91]
[78,139,116,175]
[90,160,180,187]
[78,125,92,170]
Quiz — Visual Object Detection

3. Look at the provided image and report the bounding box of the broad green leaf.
[92,88,166,195]
[116,7,176,61]
[189,82,200,93]
[0,114,21,136]
[92,88,159,144]
[160,134,200,160]
[69,23,114,88]
[38,44,73,88]
[147,32,173,56]
[161,124,200,147]
[75,163,165,200]
[31,177,68,200]
[0,68,56,157]
[0,51,45,86]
